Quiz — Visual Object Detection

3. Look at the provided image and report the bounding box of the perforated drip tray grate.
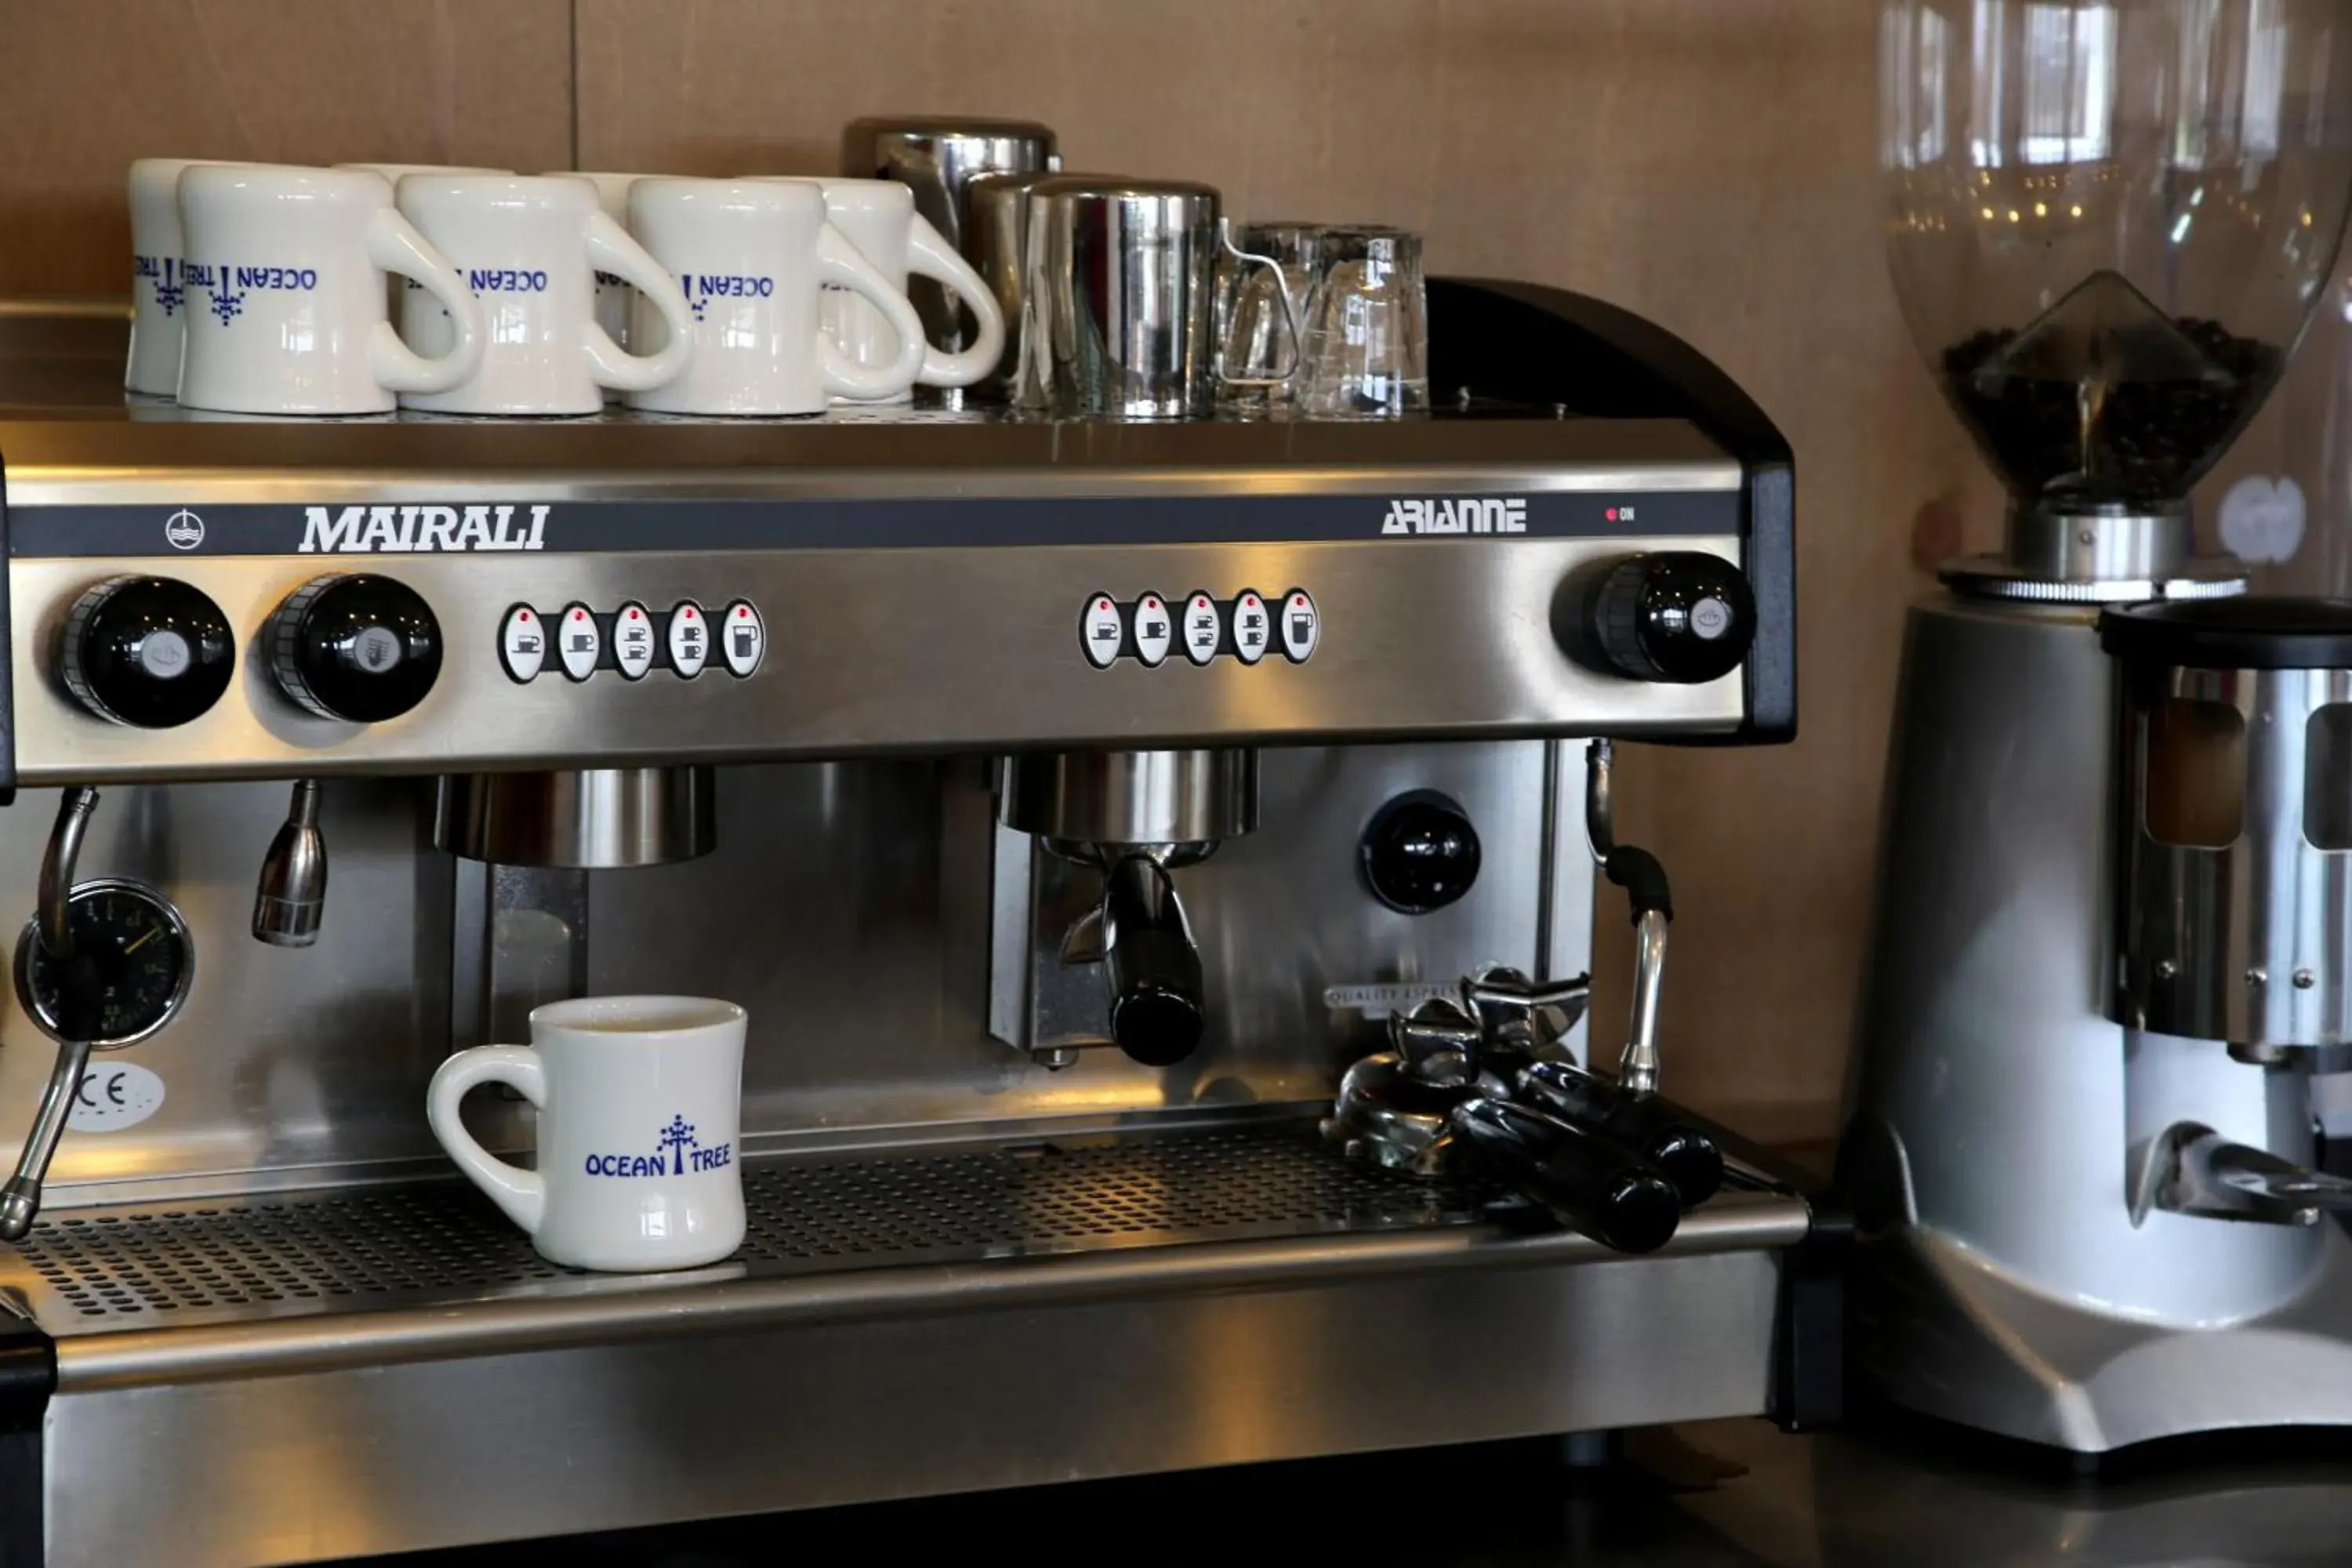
[0,1118,1490,1337]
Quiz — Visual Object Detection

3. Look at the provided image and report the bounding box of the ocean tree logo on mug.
[184,263,319,326]
[584,1113,735,1178]
[135,256,186,318]
[679,274,774,321]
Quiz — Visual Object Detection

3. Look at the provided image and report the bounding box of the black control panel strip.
[5,489,1741,559]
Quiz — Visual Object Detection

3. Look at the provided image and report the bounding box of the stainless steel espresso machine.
[0,273,1817,1560]
[1850,0,2352,1454]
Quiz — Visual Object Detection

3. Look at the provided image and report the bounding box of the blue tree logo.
[655,1115,698,1175]
[156,259,185,319]
[208,281,245,325]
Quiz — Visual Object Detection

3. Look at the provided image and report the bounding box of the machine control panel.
[1081,590,1318,670]
[7,535,1758,782]
[501,599,764,684]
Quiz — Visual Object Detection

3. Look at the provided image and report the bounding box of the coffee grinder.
[1849,0,2352,1452]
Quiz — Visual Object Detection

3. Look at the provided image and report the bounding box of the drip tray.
[2,1118,1490,1338]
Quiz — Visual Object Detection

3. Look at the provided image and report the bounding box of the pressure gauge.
[14,879,194,1048]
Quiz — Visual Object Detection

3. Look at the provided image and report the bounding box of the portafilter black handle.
[1448,1096,1682,1254]
[1517,1058,1723,1207]
[1100,854,1206,1067]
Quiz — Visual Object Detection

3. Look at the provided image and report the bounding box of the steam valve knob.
[1583,552,1755,684]
[60,575,237,728]
[270,575,442,723]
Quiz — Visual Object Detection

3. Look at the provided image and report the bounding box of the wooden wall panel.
[0,0,574,296]
[581,0,1993,1142]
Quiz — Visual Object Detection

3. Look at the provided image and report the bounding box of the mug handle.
[364,207,487,394]
[903,212,1007,387]
[1213,218,1299,388]
[426,1046,546,1236]
[579,210,696,393]
[815,224,927,401]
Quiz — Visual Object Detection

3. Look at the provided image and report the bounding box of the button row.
[500,600,764,684]
[1081,589,1319,670]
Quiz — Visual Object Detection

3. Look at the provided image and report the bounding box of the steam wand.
[1585,739,1671,1097]
[0,789,101,1240]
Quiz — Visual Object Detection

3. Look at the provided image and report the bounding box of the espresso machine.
[0,241,1821,1563]
[1850,0,2352,1454]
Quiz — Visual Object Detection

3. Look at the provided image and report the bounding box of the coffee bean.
[1941,318,2281,506]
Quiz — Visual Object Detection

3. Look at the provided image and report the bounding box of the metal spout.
[252,779,326,947]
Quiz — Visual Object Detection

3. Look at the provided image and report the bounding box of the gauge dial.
[13,879,194,1048]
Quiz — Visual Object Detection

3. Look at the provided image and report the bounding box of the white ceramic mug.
[757,176,1006,403]
[176,164,485,415]
[625,178,924,416]
[127,157,238,396]
[394,174,695,416]
[555,171,656,362]
[427,996,748,1272]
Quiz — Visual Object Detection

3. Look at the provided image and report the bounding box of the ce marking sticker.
[65,1062,165,1132]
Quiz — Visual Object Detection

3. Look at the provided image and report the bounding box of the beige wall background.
[0,0,2003,1143]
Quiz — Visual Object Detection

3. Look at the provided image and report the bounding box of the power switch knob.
[1581,552,1755,684]
[269,575,442,722]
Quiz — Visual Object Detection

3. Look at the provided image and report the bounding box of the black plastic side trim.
[1426,278,1797,745]
[0,443,17,804]
[1770,1189,1850,1432]
[0,1311,55,1564]
[1666,1107,1846,1432]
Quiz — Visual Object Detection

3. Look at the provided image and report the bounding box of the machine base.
[0,1113,1823,1566]
[1851,1225,2352,1454]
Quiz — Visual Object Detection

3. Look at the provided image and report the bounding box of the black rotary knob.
[1581,552,1755,684]
[60,575,236,728]
[270,575,441,722]
[1361,791,1483,914]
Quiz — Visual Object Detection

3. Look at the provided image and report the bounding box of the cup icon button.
[1132,593,1174,667]
[1279,589,1320,662]
[1080,594,1125,669]
[613,602,656,681]
[1181,593,1222,665]
[666,602,710,678]
[557,604,601,681]
[720,601,765,677]
[1232,590,1270,666]
[500,605,547,683]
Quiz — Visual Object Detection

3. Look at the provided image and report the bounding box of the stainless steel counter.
[333,1415,2352,1566]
